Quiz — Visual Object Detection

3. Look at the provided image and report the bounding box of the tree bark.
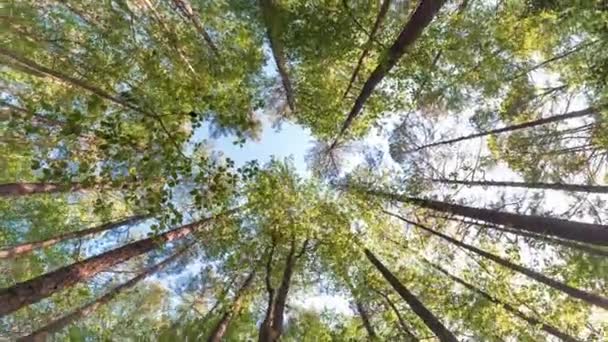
[0,182,85,198]
[259,0,296,112]
[425,260,582,342]
[368,189,608,245]
[332,0,446,148]
[342,0,392,99]
[431,178,608,194]
[374,288,418,341]
[410,107,596,152]
[364,248,458,342]
[259,238,304,342]
[0,210,234,317]
[172,0,220,56]
[436,216,608,258]
[207,270,256,342]
[18,243,193,342]
[0,214,149,259]
[355,299,378,340]
[385,212,608,310]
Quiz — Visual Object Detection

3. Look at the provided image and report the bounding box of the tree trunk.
[369,189,608,245]
[431,178,608,194]
[332,0,446,148]
[436,215,608,258]
[0,214,148,259]
[18,243,193,342]
[374,289,418,341]
[355,299,378,340]
[259,0,296,112]
[364,248,458,342]
[425,260,582,342]
[172,0,220,56]
[0,182,85,198]
[259,238,303,342]
[385,212,608,310]
[207,270,256,342]
[342,0,392,99]
[0,210,233,317]
[411,107,596,152]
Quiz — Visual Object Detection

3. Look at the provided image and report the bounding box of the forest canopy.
[1,0,607,341]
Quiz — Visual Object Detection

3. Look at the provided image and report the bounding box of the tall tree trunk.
[331,0,446,149]
[364,248,458,342]
[259,238,305,342]
[385,212,608,310]
[0,210,234,317]
[410,107,596,152]
[0,214,148,259]
[355,299,378,340]
[425,260,581,342]
[435,215,608,258]
[172,0,220,56]
[259,0,296,112]
[18,243,193,342]
[342,0,392,99]
[207,270,256,342]
[0,47,179,148]
[0,182,85,198]
[373,288,418,341]
[431,178,608,194]
[367,189,608,245]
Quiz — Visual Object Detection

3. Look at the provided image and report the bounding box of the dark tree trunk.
[426,260,582,342]
[18,243,192,342]
[259,0,296,112]
[342,0,392,99]
[0,214,148,259]
[0,182,85,198]
[411,107,596,152]
[364,248,458,342]
[431,178,608,194]
[355,299,378,340]
[259,238,306,342]
[385,212,608,310]
[0,210,233,317]
[374,289,418,341]
[207,270,256,342]
[369,189,608,245]
[172,0,220,56]
[436,215,608,258]
[332,0,446,148]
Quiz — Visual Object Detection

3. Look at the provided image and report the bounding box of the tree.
[364,248,458,342]
[18,242,193,341]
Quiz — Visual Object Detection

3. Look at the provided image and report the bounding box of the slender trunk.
[259,238,302,342]
[259,0,295,112]
[342,0,392,99]
[364,248,458,342]
[425,260,582,342]
[18,243,193,342]
[0,210,234,317]
[436,215,608,258]
[172,0,220,56]
[0,47,150,117]
[385,212,608,310]
[207,270,256,342]
[0,214,149,259]
[430,178,608,194]
[332,0,446,148]
[374,289,418,341]
[0,182,85,198]
[355,299,378,340]
[259,241,277,342]
[369,189,608,245]
[411,107,596,152]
